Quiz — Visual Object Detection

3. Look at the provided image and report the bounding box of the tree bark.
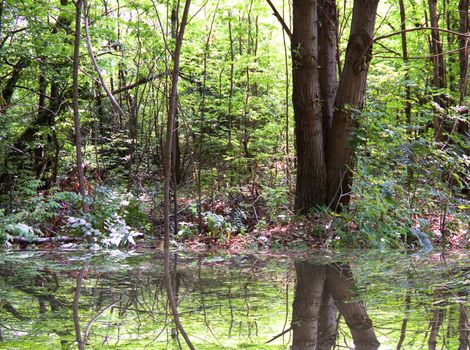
[292,0,327,212]
[325,0,379,210]
[318,0,338,144]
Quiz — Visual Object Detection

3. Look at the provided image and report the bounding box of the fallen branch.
[8,236,80,245]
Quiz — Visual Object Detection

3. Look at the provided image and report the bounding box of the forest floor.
[152,207,468,252]
[2,183,467,251]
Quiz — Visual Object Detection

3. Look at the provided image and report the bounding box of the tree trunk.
[291,262,326,350]
[72,0,87,209]
[292,0,327,212]
[0,58,29,113]
[428,0,447,141]
[399,0,414,189]
[325,0,379,210]
[162,1,195,349]
[318,0,338,144]
[459,0,469,104]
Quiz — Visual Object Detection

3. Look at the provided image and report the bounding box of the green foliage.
[64,186,148,248]
[262,185,290,223]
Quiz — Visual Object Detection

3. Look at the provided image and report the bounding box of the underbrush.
[0,180,151,248]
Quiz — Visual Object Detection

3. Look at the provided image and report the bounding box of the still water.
[0,249,468,349]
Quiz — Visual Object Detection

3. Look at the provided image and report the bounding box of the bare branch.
[265,0,292,39]
[83,1,126,117]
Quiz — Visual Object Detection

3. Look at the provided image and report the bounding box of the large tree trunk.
[325,0,379,210]
[292,0,327,212]
[291,262,326,350]
[318,0,338,145]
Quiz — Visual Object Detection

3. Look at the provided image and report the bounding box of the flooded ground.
[0,249,468,349]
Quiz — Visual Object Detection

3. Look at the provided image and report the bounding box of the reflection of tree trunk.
[291,262,326,350]
[396,284,411,350]
[73,268,86,350]
[326,264,380,350]
[458,291,469,350]
[317,291,338,350]
[428,288,445,350]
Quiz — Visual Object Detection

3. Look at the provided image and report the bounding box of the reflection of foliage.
[0,251,468,349]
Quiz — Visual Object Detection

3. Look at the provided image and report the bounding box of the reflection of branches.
[228,286,234,336]
[428,288,446,350]
[83,298,121,341]
[0,299,29,321]
[197,257,222,345]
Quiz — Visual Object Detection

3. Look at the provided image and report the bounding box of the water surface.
[0,249,468,349]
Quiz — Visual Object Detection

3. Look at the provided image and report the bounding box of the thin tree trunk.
[72,0,87,210]
[459,0,469,104]
[228,12,235,149]
[428,0,447,141]
[292,0,327,212]
[162,1,194,349]
[325,0,379,210]
[399,0,414,190]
